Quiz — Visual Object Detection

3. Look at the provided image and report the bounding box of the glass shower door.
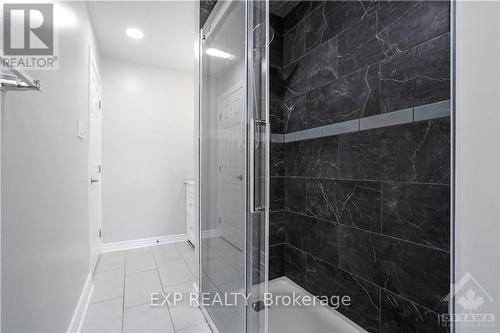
[199,1,269,333]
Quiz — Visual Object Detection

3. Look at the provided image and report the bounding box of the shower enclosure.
[199,1,269,332]
[199,1,452,333]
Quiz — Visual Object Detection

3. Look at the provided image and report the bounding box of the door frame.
[217,81,245,250]
[88,48,103,274]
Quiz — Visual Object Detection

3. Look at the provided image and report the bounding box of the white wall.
[101,59,194,243]
[1,2,100,331]
[455,2,500,332]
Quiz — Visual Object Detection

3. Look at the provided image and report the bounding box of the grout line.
[175,242,198,281]
[273,175,451,187]
[151,246,177,332]
[88,295,123,306]
[380,182,384,235]
[285,242,445,316]
[283,209,450,253]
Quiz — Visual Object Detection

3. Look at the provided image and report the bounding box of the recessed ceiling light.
[206,48,234,59]
[126,28,144,40]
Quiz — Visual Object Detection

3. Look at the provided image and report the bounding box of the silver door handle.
[90,178,99,184]
[235,175,243,181]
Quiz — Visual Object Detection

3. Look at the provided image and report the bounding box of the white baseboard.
[67,273,94,333]
[102,233,187,253]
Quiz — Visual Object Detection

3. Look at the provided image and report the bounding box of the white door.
[218,85,245,250]
[88,53,102,273]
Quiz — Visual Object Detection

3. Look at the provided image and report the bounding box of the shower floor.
[268,277,364,333]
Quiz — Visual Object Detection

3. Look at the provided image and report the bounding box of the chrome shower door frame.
[198,1,270,333]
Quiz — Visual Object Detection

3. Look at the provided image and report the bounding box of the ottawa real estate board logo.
[440,273,495,328]
[1,3,58,70]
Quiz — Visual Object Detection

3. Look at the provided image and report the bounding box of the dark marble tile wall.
[269,11,287,284]
[269,0,450,134]
[268,1,451,332]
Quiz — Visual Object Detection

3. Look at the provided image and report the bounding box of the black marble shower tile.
[283,95,306,133]
[360,0,380,15]
[305,178,338,223]
[306,63,380,127]
[285,211,339,265]
[285,244,306,286]
[336,180,382,232]
[270,211,285,246]
[270,143,284,177]
[283,24,306,66]
[321,1,368,42]
[270,176,285,211]
[339,118,450,184]
[339,226,450,312]
[270,32,283,68]
[285,177,306,214]
[380,290,448,333]
[284,136,339,178]
[282,37,338,100]
[270,99,285,134]
[302,216,339,266]
[269,244,285,280]
[377,1,450,53]
[284,141,306,177]
[380,33,450,113]
[305,255,380,333]
[270,12,284,35]
[303,4,327,53]
[376,0,418,32]
[335,271,381,333]
[339,35,393,76]
[306,136,340,179]
[378,237,450,314]
[339,226,384,285]
[306,179,381,232]
[284,211,304,250]
[338,11,377,61]
[283,1,323,33]
[270,65,284,101]
[382,182,450,251]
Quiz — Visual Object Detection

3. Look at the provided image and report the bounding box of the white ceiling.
[87,1,195,72]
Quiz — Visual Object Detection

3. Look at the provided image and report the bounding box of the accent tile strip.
[414,100,451,122]
[322,119,360,137]
[360,108,413,131]
[270,100,450,143]
[271,133,285,143]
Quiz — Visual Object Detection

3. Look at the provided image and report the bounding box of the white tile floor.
[82,241,212,333]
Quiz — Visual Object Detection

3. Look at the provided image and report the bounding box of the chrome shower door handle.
[249,119,268,213]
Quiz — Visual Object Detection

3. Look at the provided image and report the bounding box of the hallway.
[82,242,211,333]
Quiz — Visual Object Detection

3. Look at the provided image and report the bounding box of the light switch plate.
[77,120,85,139]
